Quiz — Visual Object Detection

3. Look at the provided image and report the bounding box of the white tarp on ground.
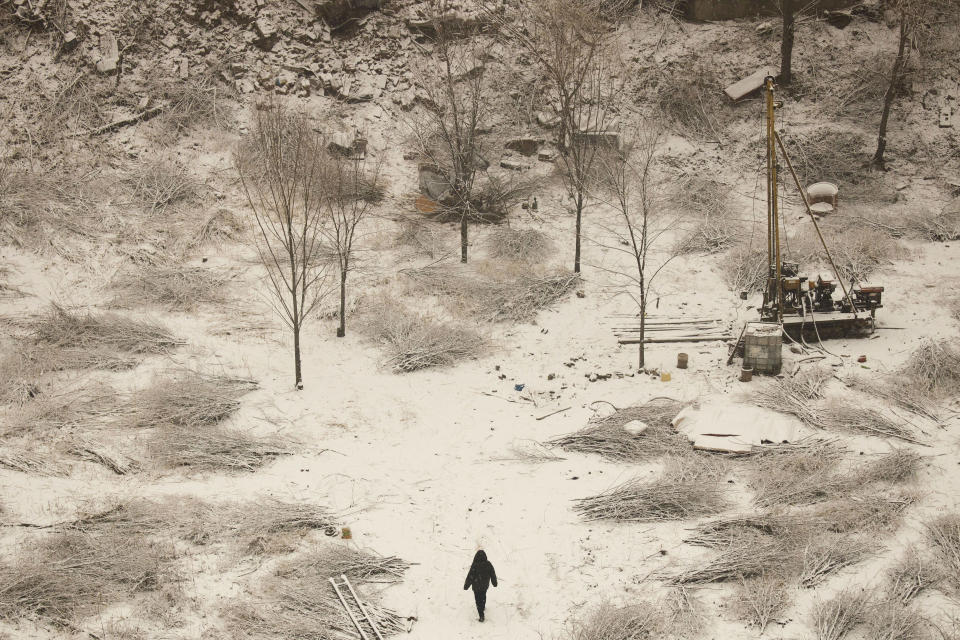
[672,399,806,454]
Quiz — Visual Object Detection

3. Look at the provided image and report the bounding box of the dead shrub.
[549,398,687,462]
[29,303,182,354]
[358,297,486,372]
[147,72,236,138]
[0,529,178,626]
[126,158,200,215]
[798,534,872,588]
[810,588,871,640]
[129,371,257,429]
[191,208,245,247]
[574,455,727,522]
[886,547,941,603]
[673,176,737,254]
[654,62,729,140]
[147,424,294,472]
[0,162,100,251]
[720,243,767,293]
[110,262,234,311]
[818,401,923,444]
[865,598,927,640]
[899,340,960,402]
[926,513,960,592]
[224,545,410,638]
[566,601,666,640]
[2,385,124,437]
[484,227,553,262]
[404,262,580,323]
[731,574,789,634]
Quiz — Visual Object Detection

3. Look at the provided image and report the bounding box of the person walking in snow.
[463,549,497,622]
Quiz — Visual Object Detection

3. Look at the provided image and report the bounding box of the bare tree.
[409,0,490,264]
[491,0,614,274]
[590,126,681,368]
[234,103,331,389]
[871,0,959,169]
[324,144,383,338]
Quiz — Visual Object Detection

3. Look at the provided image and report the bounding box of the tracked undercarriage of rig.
[759,76,884,341]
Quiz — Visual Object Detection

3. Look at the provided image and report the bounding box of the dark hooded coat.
[463,550,497,593]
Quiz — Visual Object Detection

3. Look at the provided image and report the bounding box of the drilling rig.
[759,76,883,340]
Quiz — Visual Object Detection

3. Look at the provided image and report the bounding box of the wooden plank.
[619,336,733,344]
[725,68,772,102]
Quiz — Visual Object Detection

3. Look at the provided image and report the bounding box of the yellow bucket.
[661,372,671,382]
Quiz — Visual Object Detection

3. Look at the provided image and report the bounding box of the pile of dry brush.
[358,296,486,373]
[749,368,925,444]
[549,398,686,462]
[403,262,580,323]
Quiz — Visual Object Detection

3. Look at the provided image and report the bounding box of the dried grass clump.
[2,386,124,437]
[749,367,830,425]
[750,443,844,508]
[899,340,960,402]
[731,574,789,634]
[64,437,141,475]
[70,496,335,552]
[864,598,927,640]
[110,262,233,311]
[926,513,960,591]
[148,72,236,137]
[549,398,686,462]
[130,371,257,428]
[819,400,922,444]
[0,442,67,476]
[191,208,245,247]
[404,263,580,323]
[566,601,666,640]
[721,243,768,293]
[224,545,410,639]
[810,588,871,640]
[0,530,178,626]
[147,424,293,472]
[0,162,100,251]
[677,214,738,255]
[886,548,940,603]
[798,534,872,588]
[29,304,182,354]
[574,455,727,522]
[751,447,918,509]
[126,158,200,215]
[654,62,728,140]
[485,227,553,262]
[358,297,486,372]
[669,538,789,585]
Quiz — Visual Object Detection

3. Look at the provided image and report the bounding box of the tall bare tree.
[490,0,614,273]
[590,126,681,368]
[871,0,959,169]
[324,145,383,338]
[235,103,331,389]
[410,0,490,264]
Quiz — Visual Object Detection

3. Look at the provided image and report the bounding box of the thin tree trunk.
[638,299,646,369]
[871,12,908,171]
[337,267,347,338]
[293,323,303,389]
[574,194,583,273]
[780,0,795,85]
[460,214,468,263]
